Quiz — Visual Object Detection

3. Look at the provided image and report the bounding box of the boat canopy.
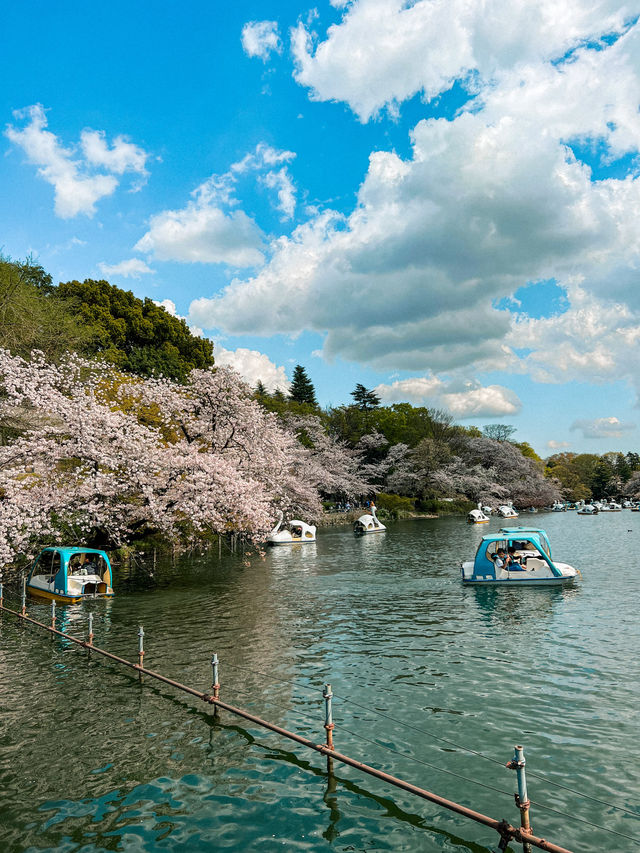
[470,531,562,580]
[498,527,552,557]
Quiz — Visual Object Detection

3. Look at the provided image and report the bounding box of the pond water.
[1,512,639,852]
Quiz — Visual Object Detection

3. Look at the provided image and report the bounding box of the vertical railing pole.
[211,653,220,699]
[87,612,94,658]
[21,577,27,618]
[323,683,335,775]
[50,599,56,637]
[507,744,532,852]
[210,653,220,719]
[0,581,3,610]
[137,625,144,682]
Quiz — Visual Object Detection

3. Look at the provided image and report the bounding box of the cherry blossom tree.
[0,350,382,568]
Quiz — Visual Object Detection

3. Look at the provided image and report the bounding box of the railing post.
[50,599,56,638]
[137,625,144,682]
[21,577,27,618]
[208,653,220,720]
[323,683,335,775]
[507,744,532,852]
[211,653,220,699]
[87,612,94,658]
[0,581,3,611]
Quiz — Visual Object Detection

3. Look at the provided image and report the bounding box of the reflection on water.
[1,512,640,852]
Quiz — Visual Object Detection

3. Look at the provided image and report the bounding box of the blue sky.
[2,0,640,456]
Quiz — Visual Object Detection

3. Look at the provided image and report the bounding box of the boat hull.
[462,576,574,586]
[27,584,114,603]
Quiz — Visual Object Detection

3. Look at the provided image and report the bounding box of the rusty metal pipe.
[0,603,574,853]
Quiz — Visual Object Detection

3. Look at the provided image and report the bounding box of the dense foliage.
[546,452,640,501]
[0,259,213,382]
[56,279,214,381]
[0,257,94,361]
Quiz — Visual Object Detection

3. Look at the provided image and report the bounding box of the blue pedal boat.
[460,527,579,586]
[27,547,115,603]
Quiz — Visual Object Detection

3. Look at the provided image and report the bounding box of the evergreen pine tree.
[351,383,381,411]
[288,365,318,406]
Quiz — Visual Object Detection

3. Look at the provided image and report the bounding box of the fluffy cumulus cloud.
[135,206,265,266]
[5,104,149,218]
[375,375,521,417]
[213,345,290,392]
[241,20,282,61]
[548,440,571,449]
[135,143,297,265]
[291,0,636,122]
[98,258,154,279]
[570,416,636,439]
[194,13,640,398]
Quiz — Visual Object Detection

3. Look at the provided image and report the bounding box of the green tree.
[350,383,381,411]
[57,279,214,381]
[0,257,95,361]
[288,365,318,406]
[482,424,517,442]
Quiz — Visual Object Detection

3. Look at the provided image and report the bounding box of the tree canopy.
[57,279,214,381]
[351,383,381,410]
[288,364,318,407]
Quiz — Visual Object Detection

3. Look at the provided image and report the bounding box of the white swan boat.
[268,511,316,545]
[467,503,490,524]
[551,501,566,512]
[460,527,579,586]
[577,503,598,515]
[354,505,386,535]
[497,503,519,519]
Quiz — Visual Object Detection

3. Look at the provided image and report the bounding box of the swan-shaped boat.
[27,547,115,603]
[467,503,490,524]
[268,510,316,545]
[460,527,578,586]
[354,504,386,535]
[496,503,519,518]
[577,503,598,515]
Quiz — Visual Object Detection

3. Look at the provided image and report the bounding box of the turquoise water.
[1,513,639,852]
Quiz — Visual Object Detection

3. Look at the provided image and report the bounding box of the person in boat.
[493,549,507,570]
[507,546,525,570]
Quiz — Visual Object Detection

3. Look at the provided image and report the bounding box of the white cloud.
[291,0,635,122]
[570,416,636,439]
[80,129,148,186]
[374,375,521,417]
[4,104,149,218]
[135,143,297,264]
[376,376,444,404]
[262,167,296,219]
[241,21,282,61]
[190,24,640,397]
[135,205,265,266]
[99,258,154,279]
[214,345,290,392]
[548,440,571,449]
